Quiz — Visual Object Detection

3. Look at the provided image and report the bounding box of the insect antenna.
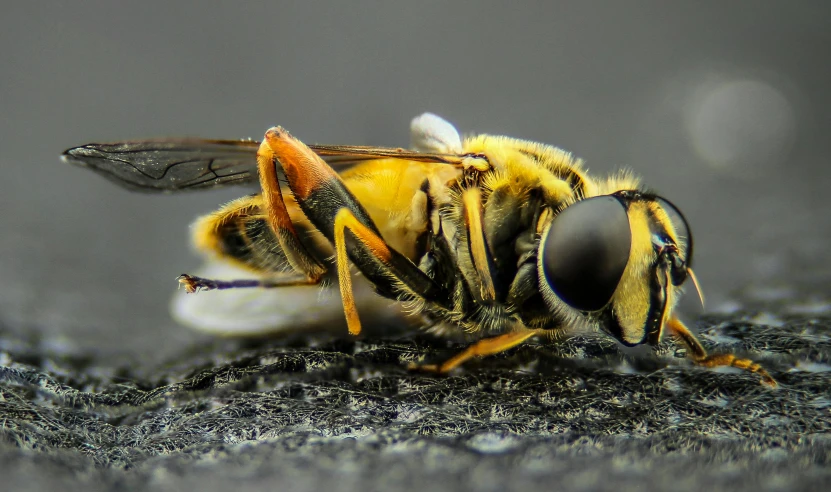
[687,268,705,309]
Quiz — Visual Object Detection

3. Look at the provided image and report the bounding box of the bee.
[63,113,775,386]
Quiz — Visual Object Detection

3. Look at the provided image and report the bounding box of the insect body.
[64,113,775,386]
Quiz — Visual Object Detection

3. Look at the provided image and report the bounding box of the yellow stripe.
[462,187,496,301]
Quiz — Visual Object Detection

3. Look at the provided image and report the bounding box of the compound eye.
[655,196,693,267]
[542,196,631,312]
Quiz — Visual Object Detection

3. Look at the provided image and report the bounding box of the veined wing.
[62,138,262,193]
[311,144,472,166]
[63,139,470,193]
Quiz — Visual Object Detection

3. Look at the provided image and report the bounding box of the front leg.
[263,127,450,335]
[666,316,777,387]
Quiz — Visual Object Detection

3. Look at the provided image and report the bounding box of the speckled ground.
[2,276,829,492]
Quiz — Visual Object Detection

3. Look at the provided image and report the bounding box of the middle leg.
[411,328,543,373]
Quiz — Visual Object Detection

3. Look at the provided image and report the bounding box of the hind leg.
[262,127,450,336]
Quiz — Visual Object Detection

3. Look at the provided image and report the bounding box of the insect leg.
[263,127,447,335]
[257,138,327,281]
[331,207,451,335]
[666,317,777,387]
[177,274,316,293]
[178,194,329,293]
[411,328,542,373]
[506,262,538,306]
[461,186,497,301]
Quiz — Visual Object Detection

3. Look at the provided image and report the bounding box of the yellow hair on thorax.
[463,134,594,205]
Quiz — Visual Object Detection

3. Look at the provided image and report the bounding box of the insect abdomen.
[191,194,329,275]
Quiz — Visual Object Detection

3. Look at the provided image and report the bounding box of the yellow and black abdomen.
[190,193,331,276]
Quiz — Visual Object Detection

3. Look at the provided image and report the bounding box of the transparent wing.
[314,112,465,164]
[311,145,468,166]
[64,137,469,193]
[62,138,262,193]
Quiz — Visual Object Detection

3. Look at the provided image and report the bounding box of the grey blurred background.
[1,1,829,366]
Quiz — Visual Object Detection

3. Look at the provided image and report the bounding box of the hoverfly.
[63,113,775,386]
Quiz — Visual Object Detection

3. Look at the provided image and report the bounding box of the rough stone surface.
[2,277,830,492]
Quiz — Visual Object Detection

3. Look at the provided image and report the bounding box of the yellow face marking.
[611,201,654,345]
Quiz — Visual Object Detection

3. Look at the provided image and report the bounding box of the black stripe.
[645,266,670,345]
[414,179,433,260]
[296,179,381,242]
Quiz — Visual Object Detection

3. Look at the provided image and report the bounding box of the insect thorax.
[414,135,601,337]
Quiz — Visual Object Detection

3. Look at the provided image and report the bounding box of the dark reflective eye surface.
[542,196,631,311]
[655,196,693,267]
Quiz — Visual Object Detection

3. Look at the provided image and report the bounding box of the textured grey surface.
[2,1,831,491]
[2,275,831,491]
